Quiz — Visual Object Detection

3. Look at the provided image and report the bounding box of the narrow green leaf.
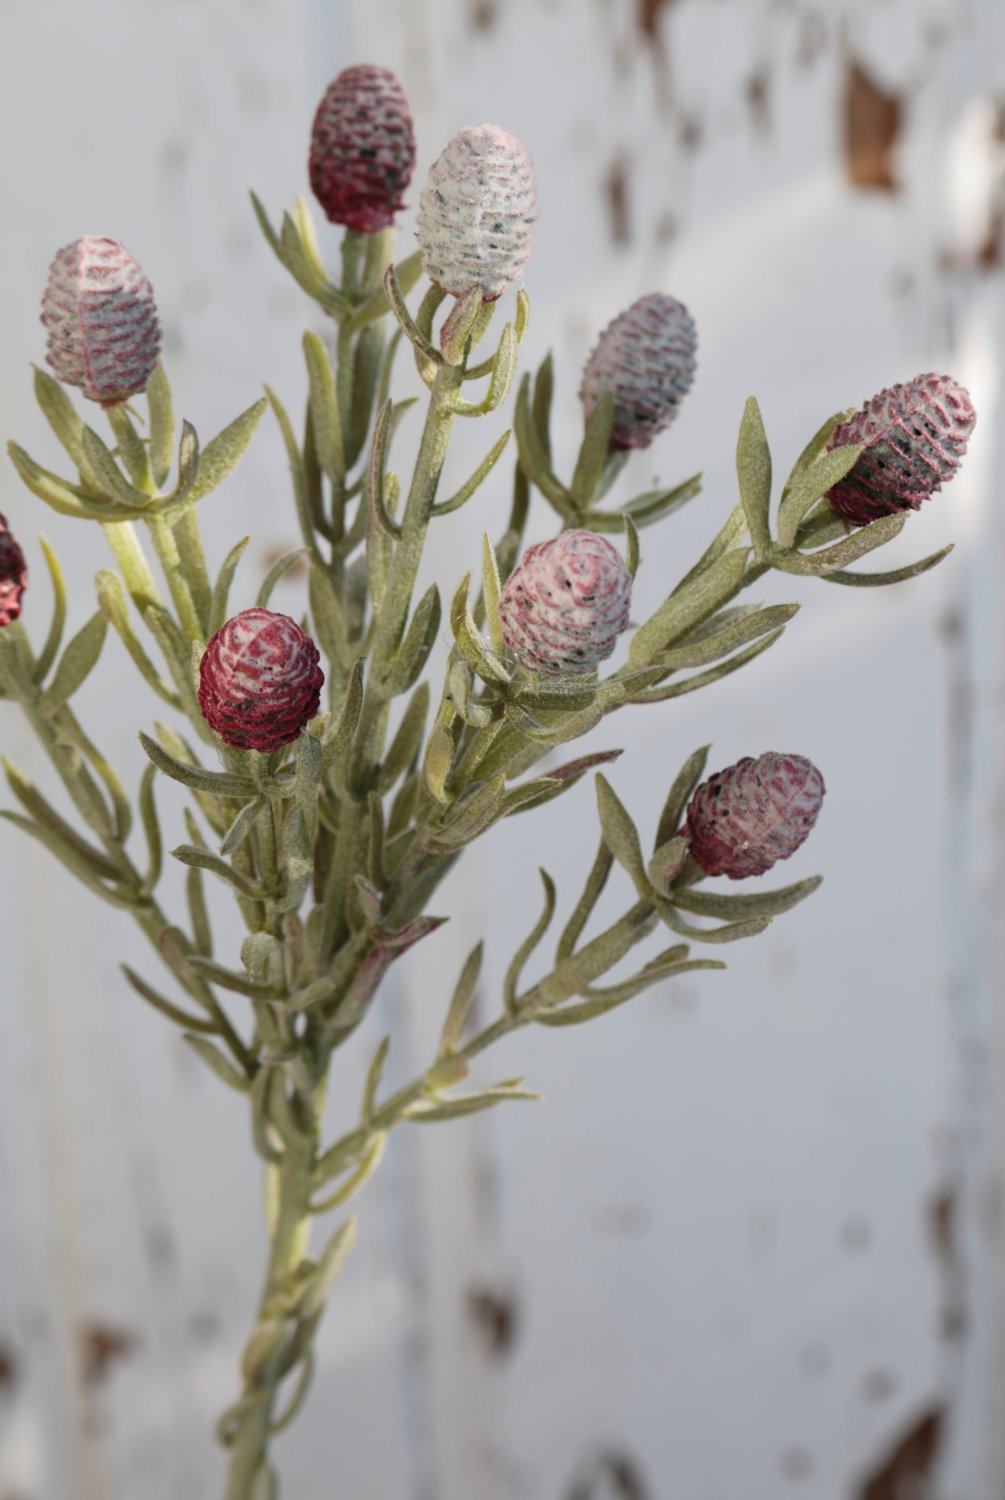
[32,365,91,478]
[655,745,709,849]
[366,399,401,539]
[772,512,906,576]
[384,585,441,696]
[674,874,823,920]
[183,1033,251,1092]
[570,391,615,508]
[146,362,175,489]
[624,515,640,579]
[736,397,773,558]
[37,611,107,714]
[378,682,430,793]
[534,958,725,1024]
[780,407,854,502]
[8,441,138,521]
[257,547,308,608]
[423,723,456,804]
[450,573,511,686]
[172,843,263,896]
[2,757,121,880]
[432,430,512,518]
[776,443,862,549]
[137,764,162,895]
[382,262,442,367]
[555,841,613,962]
[33,535,68,685]
[140,731,255,796]
[303,330,345,486]
[504,869,556,1012]
[406,1086,540,1122]
[426,772,506,851]
[514,374,575,516]
[630,547,750,666]
[121,965,218,1033]
[439,941,484,1056]
[537,902,656,1006]
[657,900,771,944]
[595,774,648,897]
[297,1219,358,1321]
[630,628,786,704]
[308,563,352,676]
[220,795,267,856]
[186,398,267,504]
[647,835,690,891]
[822,543,954,587]
[659,602,799,670]
[81,425,151,508]
[321,658,364,771]
[208,536,251,637]
[0,810,134,906]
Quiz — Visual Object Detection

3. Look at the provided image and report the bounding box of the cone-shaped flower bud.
[0,514,28,628]
[198,609,324,753]
[685,752,825,880]
[580,292,697,451]
[309,64,416,233]
[41,237,161,405]
[826,373,976,527]
[498,530,632,677]
[416,124,538,300]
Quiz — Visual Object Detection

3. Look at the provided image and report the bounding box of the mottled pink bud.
[498,530,632,677]
[41,237,161,405]
[826,373,976,527]
[417,124,538,300]
[581,293,697,450]
[198,609,324,753]
[685,752,825,880]
[0,514,27,628]
[309,65,416,233]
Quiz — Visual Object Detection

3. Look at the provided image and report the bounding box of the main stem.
[222,1134,316,1500]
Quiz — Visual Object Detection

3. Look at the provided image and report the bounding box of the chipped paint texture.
[2,1,1005,1498]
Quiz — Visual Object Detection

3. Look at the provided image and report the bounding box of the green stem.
[222,1136,316,1500]
[100,521,163,614]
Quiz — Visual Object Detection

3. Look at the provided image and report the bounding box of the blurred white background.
[1,0,1004,1497]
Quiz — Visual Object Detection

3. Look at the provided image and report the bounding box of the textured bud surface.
[0,514,27,628]
[198,609,324,753]
[826,373,976,526]
[685,752,825,880]
[499,530,632,677]
[581,293,697,450]
[41,237,161,404]
[416,124,538,300]
[309,65,416,233]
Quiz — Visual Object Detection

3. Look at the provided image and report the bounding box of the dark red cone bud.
[41,237,162,405]
[685,752,825,880]
[0,514,28,628]
[580,292,697,450]
[198,609,324,753]
[498,529,632,677]
[309,65,416,233]
[826,373,976,527]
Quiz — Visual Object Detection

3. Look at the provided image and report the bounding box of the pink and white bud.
[198,609,324,753]
[0,514,27,629]
[416,124,538,301]
[498,530,632,677]
[685,752,825,880]
[309,65,416,233]
[826,373,976,527]
[581,293,697,451]
[41,237,161,405]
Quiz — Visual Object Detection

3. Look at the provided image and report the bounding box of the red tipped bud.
[685,752,825,880]
[41,237,161,405]
[581,293,697,450]
[826,373,976,527]
[309,65,416,233]
[498,530,632,677]
[0,514,27,628]
[417,124,538,300]
[198,609,324,753]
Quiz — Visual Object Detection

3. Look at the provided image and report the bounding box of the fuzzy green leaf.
[33,535,68,686]
[432,430,512,518]
[37,610,107,714]
[303,330,345,487]
[772,511,905,576]
[439,941,484,1055]
[735,397,773,558]
[570,391,615,509]
[503,869,556,1013]
[140,731,255,797]
[308,563,352,676]
[384,585,441,697]
[183,1033,251,1092]
[775,443,862,549]
[655,745,709,849]
[208,536,251,638]
[595,774,648,897]
[146,362,175,489]
[647,835,690,892]
[186,398,267,505]
[630,547,750,666]
[514,373,575,516]
[821,544,954,588]
[673,874,822,920]
[257,548,308,608]
[659,602,799,670]
[450,573,511,686]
